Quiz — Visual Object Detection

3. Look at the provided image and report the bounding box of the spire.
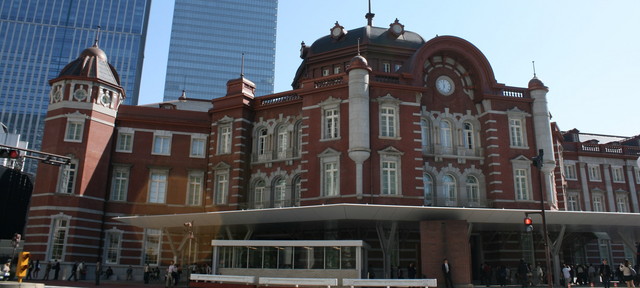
[532,60,537,78]
[93,25,102,48]
[241,53,245,77]
[365,0,375,26]
[179,90,187,102]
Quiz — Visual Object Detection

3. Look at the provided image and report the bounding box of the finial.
[365,0,375,26]
[532,60,537,78]
[179,90,187,102]
[93,25,102,47]
[241,53,245,77]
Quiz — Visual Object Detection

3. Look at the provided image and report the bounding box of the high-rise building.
[0,0,150,172]
[163,0,277,101]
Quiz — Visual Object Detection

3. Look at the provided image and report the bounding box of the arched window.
[440,120,452,148]
[253,180,266,209]
[257,128,269,157]
[421,119,430,153]
[423,174,433,206]
[276,125,289,159]
[466,176,479,204]
[273,178,287,207]
[293,176,301,206]
[463,122,474,149]
[443,174,457,205]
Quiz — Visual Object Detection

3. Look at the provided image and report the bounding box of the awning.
[114,203,640,234]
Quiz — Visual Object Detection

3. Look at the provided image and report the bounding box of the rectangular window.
[191,137,206,158]
[383,62,391,73]
[616,196,629,212]
[277,129,288,158]
[215,171,229,204]
[218,126,232,154]
[187,171,204,206]
[152,134,171,155]
[64,120,84,142]
[593,195,604,212]
[148,170,168,203]
[381,161,398,195]
[612,166,625,182]
[116,132,133,153]
[394,64,402,72]
[322,68,330,76]
[515,169,529,200]
[509,119,524,147]
[323,162,339,196]
[50,218,69,260]
[324,109,339,139]
[564,164,577,180]
[105,232,121,264]
[143,229,161,265]
[334,65,341,74]
[588,165,601,181]
[58,162,77,194]
[567,194,579,211]
[380,107,396,138]
[111,167,129,201]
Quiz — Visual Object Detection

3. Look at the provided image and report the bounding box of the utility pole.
[533,149,553,288]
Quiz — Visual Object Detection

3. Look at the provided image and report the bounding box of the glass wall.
[218,246,357,270]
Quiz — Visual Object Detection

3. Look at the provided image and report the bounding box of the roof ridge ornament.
[93,25,101,48]
[365,0,375,26]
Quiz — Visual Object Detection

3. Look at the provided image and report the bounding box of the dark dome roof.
[528,76,547,91]
[307,26,426,57]
[57,44,120,86]
[346,55,371,71]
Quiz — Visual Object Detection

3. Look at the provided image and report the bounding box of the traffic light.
[524,217,534,232]
[0,148,20,159]
[16,251,30,281]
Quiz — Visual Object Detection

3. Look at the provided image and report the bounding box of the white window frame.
[380,106,397,138]
[322,68,330,76]
[466,175,480,205]
[420,119,431,153]
[564,163,577,180]
[104,229,123,264]
[57,159,77,194]
[293,176,302,206]
[48,214,71,261]
[110,166,130,201]
[190,135,207,158]
[116,128,134,153]
[186,170,204,206]
[152,131,172,156]
[463,122,475,150]
[64,118,84,142]
[319,150,340,197]
[612,166,625,183]
[382,62,391,73]
[143,229,161,265]
[276,125,289,159]
[334,65,341,74]
[440,120,453,148]
[507,109,528,149]
[148,169,168,203]
[214,169,229,205]
[514,168,530,201]
[616,193,629,212]
[273,178,287,207]
[218,125,232,155]
[253,179,266,209]
[566,193,580,211]
[423,173,434,206]
[443,174,457,205]
[588,164,602,181]
[324,108,339,140]
[592,193,605,212]
[381,160,398,195]
[256,127,270,159]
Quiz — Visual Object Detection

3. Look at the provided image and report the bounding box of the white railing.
[259,277,338,287]
[342,278,437,288]
[189,274,256,284]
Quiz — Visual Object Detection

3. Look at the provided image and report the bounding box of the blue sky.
[139,1,640,137]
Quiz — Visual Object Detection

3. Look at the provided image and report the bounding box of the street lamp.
[184,221,194,267]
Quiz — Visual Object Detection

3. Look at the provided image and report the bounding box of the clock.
[389,19,404,36]
[330,22,345,39]
[436,75,454,96]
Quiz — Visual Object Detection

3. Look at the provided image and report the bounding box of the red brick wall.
[420,220,471,287]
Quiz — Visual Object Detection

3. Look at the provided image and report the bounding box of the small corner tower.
[346,54,372,199]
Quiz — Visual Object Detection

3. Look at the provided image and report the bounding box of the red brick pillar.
[420,220,471,288]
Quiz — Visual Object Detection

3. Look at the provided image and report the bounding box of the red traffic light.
[524,217,533,225]
[0,148,20,159]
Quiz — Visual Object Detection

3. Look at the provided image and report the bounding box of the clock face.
[331,27,342,38]
[391,24,403,35]
[436,76,454,96]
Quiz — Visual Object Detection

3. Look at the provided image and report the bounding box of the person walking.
[600,259,612,288]
[95,261,102,286]
[620,260,636,288]
[53,260,61,280]
[67,262,78,281]
[32,259,41,280]
[43,261,51,280]
[144,264,150,284]
[562,264,572,288]
[442,259,454,288]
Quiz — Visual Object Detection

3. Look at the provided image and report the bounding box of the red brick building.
[24,16,640,287]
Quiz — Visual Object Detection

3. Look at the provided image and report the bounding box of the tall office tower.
[163,0,278,101]
[0,0,150,173]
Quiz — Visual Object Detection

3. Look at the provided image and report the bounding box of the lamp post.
[532,149,553,288]
[184,221,194,268]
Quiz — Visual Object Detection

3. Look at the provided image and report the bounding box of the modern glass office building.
[0,0,150,173]
[163,0,277,101]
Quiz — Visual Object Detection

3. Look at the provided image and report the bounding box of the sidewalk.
[14,279,189,288]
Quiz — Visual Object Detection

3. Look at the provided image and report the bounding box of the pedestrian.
[619,260,636,288]
[33,259,41,280]
[144,264,150,284]
[126,265,133,280]
[105,267,113,280]
[408,262,417,279]
[27,257,34,280]
[518,259,530,288]
[77,262,85,280]
[498,265,508,287]
[442,258,454,288]
[2,261,10,281]
[53,259,61,280]
[166,261,177,288]
[95,261,102,286]
[562,264,572,288]
[599,260,612,288]
[68,262,78,281]
[43,261,52,280]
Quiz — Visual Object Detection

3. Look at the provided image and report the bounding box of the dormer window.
[383,62,391,73]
